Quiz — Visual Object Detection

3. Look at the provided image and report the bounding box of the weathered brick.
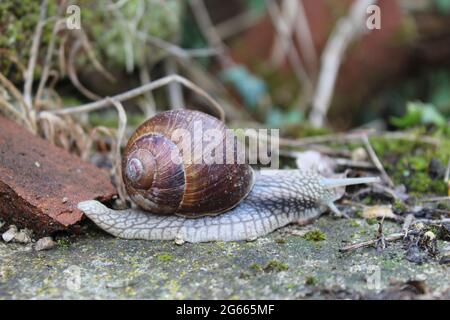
[0,116,116,236]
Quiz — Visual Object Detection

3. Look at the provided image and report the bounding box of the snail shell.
[122,110,254,217]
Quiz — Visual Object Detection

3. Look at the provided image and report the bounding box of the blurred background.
[1,0,449,130]
[1,0,450,196]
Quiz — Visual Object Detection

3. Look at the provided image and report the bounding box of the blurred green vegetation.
[82,0,182,70]
[0,0,58,82]
[371,130,449,196]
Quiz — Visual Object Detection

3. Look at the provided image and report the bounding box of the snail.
[78,110,379,242]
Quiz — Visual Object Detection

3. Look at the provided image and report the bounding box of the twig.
[137,32,221,60]
[381,131,441,146]
[80,31,116,82]
[416,196,450,203]
[402,214,414,237]
[24,0,48,113]
[277,131,369,147]
[176,57,251,121]
[215,9,264,39]
[335,158,376,170]
[47,74,225,121]
[267,0,297,66]
[164,57,185,109]
[416,218,450,225]
[0,72,28,116]
[67,39,102,101]
[259,129,442,161]
[138,62,156,117]
[189,0,230,66]
[278,149,374,169]
[339,232,404,252]
[0,95,29,125]
[107,98,128,202]
[445,158,450,183]
[307,145,352,158]
[361,135,395,188]
[35,18,66,105]
[266,0,313,94]
[372,184,406,202]
[376,217,386,249]
[309,0,378,127]
[58,35,68,76]
[294,0,318,77]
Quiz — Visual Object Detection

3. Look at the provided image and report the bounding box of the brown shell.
[122,110,254,217]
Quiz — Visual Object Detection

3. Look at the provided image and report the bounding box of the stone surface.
[0,217,448,299]
[0,116,116,236]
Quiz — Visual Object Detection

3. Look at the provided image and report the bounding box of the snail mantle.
[0,116,116,236]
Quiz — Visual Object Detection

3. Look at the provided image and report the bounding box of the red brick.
[0,116,116,236]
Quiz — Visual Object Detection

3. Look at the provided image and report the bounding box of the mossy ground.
[1,216,448,299]
[369,131,450,196]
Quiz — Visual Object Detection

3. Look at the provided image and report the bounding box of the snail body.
[79,110,379,242]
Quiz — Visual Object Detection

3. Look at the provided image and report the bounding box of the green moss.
[249,263,262,272]
[393,200,407,212]
[285,283,296,290]
[80,0,182,70]
[305,276,318,286]
[348,219,360,228]
[56,238,71,249]
[303,230,326,242]
[0,266,15,282]
[362,197,375,206]
[0,0,58,82]
[156,252,173,263]
[370,135,450,196]
[264,260,289,272]
[365,218,378,226]
[354,210,363,218]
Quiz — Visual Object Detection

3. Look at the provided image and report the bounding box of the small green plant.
[305,276,318,286]
[156,252,173,263]
[303,230,326,242]
[390,101,446,129]
[249,263,262,272]
[56,238,71,248]
[263,260,289,272]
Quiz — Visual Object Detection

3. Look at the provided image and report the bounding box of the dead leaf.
[362,205,399,220]
[294,151,335,177]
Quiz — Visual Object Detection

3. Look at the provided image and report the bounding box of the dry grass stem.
[67,39,102,101]
[107,98,128,202]
[310,0,378,127]
[361,135,395,188]
[24,0,48,113]
[48,74,225,121]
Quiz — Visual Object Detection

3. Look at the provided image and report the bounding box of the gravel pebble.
[13,230,32,244]
[34,237,56,251]
[352,147,368,161]
[1,226,32,244]
[2,225,18,243]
